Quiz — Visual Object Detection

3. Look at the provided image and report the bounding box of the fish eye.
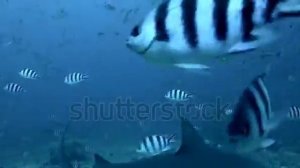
[131,25,140,37]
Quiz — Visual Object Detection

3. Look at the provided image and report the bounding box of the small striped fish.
[224,108,233,116]
[287,106,300,120]
[3,83,26,93]
[136,134,175,156]
[227,73,275,153]
[19,68,40,79]
[54,128,63,137]
[64,72,88,85]
[165,89,193,101]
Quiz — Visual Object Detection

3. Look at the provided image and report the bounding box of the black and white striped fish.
[64,73,88,85]
[287,106,300,120]
[225,108,234,116]
[227,73,280,153]
[127,0,300,70]
[136,134,176,156]
[19,68,40,79]
[165,89,193,101]
[3,83,26,93]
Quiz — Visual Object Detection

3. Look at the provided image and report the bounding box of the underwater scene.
[1,0,300,167]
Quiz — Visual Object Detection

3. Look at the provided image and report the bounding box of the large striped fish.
[227,73,281,153]
[126,0,300,70]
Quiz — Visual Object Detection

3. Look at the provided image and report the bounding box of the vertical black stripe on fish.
[241,0,255,41]
[7,84,11,92]
[180,90,184,100]
[156,135,163,151]
[175,90,179,99]
[244,88,265,136]
[17,85,21,92]
[264,0,281,22]
[179,92,183,100]
[176,90,180,99]
[252,78,270,120]
[75,74,78,81]
[26,69,31,77]
[295,107,299,118]
[18,85,22,92]
[13,84,17,92]
[29,70,33,77]
[288,107,293,118]
[149,136,157,152]
[162,136,167,147]
[15,84,20,92]
[159,136,164,150]
[9,84,12,92]
[213,0,229,41]
[171,90,175,99]
[143,137,151,153]
[181,0,198,48]
[24,69,28,76]
[28,69,32,76]
[290,106,300,119]
[293,107,299,118]
[155,0,170,41]
[290,107,296,118]
[227,101,251,137]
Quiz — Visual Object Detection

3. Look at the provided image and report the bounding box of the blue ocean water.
[0,0,300,167]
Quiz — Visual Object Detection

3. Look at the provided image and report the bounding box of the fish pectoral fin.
[227,41,258,54]
[173,64,211,75]
[228,28,276,54]
[173,63,210,70]
[260,138,275,148]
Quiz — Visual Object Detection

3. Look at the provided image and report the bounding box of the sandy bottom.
[1,137,300,168]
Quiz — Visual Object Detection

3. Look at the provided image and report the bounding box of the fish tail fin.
[36,74,41,79]
[82,74,89,80]
[167,134,176,143]
[188,94,194,98]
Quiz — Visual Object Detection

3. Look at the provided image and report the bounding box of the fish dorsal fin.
[94,154,111,165]
[176,117,207,155]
